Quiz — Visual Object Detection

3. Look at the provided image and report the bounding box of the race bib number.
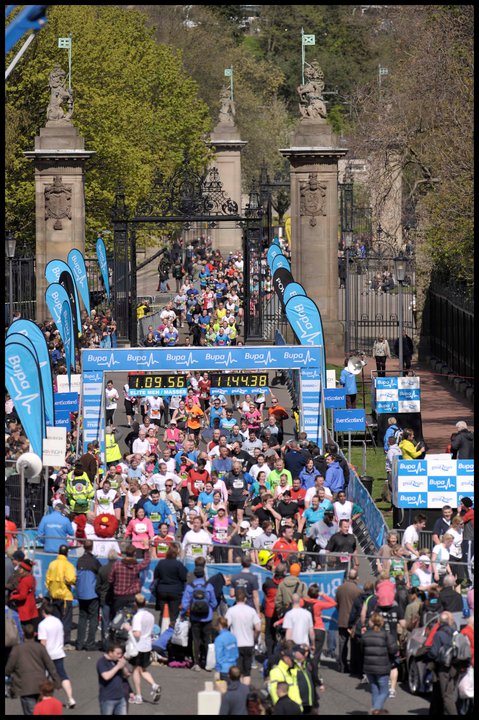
[339,555,349,563]
[241,540,252,550]
[216,529,227,540]
[233,480,244,489]
[151,409,160,417]
[135,523,147,533]
[150,512,161,522]
[156,543,168,554]
[99,496,110,505]
[195,481,204,490]
[191,544,203,555]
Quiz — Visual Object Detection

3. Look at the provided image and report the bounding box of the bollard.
[198,680,221,715]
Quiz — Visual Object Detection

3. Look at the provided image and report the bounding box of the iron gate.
[338,251,416,355]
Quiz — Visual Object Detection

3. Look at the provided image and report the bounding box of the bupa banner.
[96,237,110,301]
[271,253,291,274]
[333,409,366,432]
[267,243,283,270]
[393,457,474,509]
[5,341,45,457]
[45,283,75,356]
[323,387,346,409]
[45,259,82,336]
[283,282,306,306]
[5,334,46,439]
[272,267,294,309]
[284,294,327,389]
[54,392,79,428]
[59,270,81,346]
[61,300,75,384]
[7,321,55,426]
[68,248,90,317]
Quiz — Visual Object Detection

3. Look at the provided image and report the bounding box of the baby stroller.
[108,604,135,645]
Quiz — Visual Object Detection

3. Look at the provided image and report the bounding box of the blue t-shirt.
[143,499,170,532]
[97,656,125,702]
[198,490,215,508]
[209,406,224,428]
[215,334,230,346]
[220,417,236,431]
[303,507,323,532]
[37,512,75,553]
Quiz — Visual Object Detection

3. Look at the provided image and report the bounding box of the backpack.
[437,631,472,668]
[190,581,210,618]
[376,580,396,608]
[5,609,20,647]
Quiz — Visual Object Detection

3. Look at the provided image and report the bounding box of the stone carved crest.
[45,176,72,230]
[46,65,74,123]
[300,173,327,226]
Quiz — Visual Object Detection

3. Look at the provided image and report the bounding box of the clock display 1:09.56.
[128,373,187,390]
[208,372,268,388]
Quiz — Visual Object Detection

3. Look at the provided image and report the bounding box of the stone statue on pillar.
[218,84,235,126]
[297,61,327,120]
[46,65,74,123]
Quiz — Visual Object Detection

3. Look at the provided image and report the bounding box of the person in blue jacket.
[36,504,75,554]
[214,616,239,680]
[324,454,345,495]
[339,358,358,409]
[180,566,217,671]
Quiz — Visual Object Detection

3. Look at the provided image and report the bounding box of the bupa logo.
[284,350,315,366]
[70,255,87,286]
[166,352,198,367]
[6,354,40,414]
[398,493,427,507]
[89,353,120,368]
[244,351,276,366]
[428,477,456,492]
[126,353,161,368]
[205,351,238,367]
[399,461,427,475]
[457,461,474,475]
[376,378,396,389]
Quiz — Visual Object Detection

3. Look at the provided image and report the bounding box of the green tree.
[5,5,212,254]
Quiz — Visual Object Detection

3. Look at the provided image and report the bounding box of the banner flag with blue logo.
[324,387,346,409]
[373,375,421,414]
[59,270,81,347]
[61,300,75,386]
[7,320,55,426]
[393,457,474,509]
[272,267,295,309]
[272,237,281,247]
[267,243,283,270]
[45,259,82,335]
[96,237,110,301]
[271,253,291,274]
[67,248,91,317]
[284,294,326,388]
[5,334,46,439]
[283,281,307,306]
[45,283,75,372]
[5,341,45,457]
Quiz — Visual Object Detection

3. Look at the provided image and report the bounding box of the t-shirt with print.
[230,570,259,609]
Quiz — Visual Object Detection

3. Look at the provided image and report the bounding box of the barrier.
[346,466,388,551]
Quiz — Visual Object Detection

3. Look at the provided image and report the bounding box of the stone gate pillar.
[280,63,347,357]
[23,66,94,322]
[208,86,247,256]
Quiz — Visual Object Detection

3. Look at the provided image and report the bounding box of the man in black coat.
[272,681,303,715]
[451,421,474,459]
[394,329,414,375]
[219,665,250,715]
[428,611,460,715]
[438,575,464,613]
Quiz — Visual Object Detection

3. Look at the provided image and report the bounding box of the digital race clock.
[208,372,269,389]
[128,373,187,390]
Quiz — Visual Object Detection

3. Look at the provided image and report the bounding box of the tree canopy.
[5,4,212,253]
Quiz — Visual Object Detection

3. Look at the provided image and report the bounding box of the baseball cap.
[217,504,226,511]
[324,509,334,516]
[115,465,123,472]
[419,555,431,563]
[240,520,250,529]
[169,419,177,425]
[293,644,308,655]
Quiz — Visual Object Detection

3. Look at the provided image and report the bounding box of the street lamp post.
[5,231,16,325]
[394,253,407,376]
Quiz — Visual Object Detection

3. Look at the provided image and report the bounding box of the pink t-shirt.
[125,516,154,549]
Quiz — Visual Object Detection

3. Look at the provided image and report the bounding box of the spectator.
[32,680,63,716]
[438,574,464,613]
[431,533,454,586]
[268,646,303,711]
[428,611,460,715]
[124,594,161,705]
[95,550,118,652]
[218,665,250,715]
[432,505,454,546]
[180,565,217,671]
[393,329,414,375]
[109,545,151,614]
[9,558,39,632]
[339,359,357,409]
[96,641,130,716]
[300,583,336,682]
[272,680,303,715]
[36,504,75,555]
[6,624,61,715]
[451,420,474,459]
[214,617,239,681]
[152,543,187,626]
[324,454,345,496]
[361,612,398,715]
[75,539,101,651]
[399,428,425,459]
[334,568,362,674]
[401,513,427,561]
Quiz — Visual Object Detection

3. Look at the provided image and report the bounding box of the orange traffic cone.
[160,603,170,634]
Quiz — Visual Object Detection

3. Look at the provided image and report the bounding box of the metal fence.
[263,292,289,342]
[426,281,474,385]
[4,257,36,320]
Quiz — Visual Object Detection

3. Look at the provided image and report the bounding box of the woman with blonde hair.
[431,533,454,585]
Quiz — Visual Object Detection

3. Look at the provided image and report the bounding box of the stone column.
[208,100,247,256]
[280,118,347,357]
[24,123,94,322]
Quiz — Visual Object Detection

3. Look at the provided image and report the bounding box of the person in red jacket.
[300,583,337,682]
[187,458,210,497]
[262,561,286,665]
[272,524,298,567]
[9,559,39,631]
[460,615,474,667]
[33,680,63,715]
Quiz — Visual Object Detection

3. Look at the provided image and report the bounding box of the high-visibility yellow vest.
[105,433,122,463]
[65,471,94,509]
